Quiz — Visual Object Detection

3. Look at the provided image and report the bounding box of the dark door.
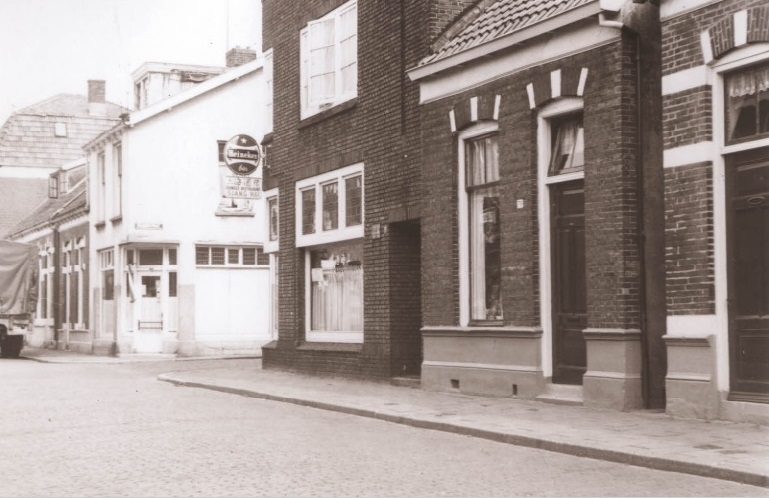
[727,148,769,402]
[552,181,587,384]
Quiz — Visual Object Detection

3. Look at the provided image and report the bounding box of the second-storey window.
[113,143,122,219]
[300,0,357,118]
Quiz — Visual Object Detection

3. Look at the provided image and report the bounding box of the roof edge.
[409,1,602,81]
[127,58,263,128]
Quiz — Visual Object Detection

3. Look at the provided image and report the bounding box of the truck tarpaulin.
[0,240,38,315]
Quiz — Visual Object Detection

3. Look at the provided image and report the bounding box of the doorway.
[134,273,163,353]
[551,180,587,384]
[726,148,769,401]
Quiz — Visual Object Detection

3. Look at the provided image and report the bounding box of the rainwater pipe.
[598,10,654,408]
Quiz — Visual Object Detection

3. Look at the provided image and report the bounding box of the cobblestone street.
[1,358,766,497]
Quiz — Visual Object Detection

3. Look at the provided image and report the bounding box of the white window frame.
[300,0,357,119]
[99,248,115,301]
[96,151,106,222]
[457,123,500,327]
[304,240,364,343]
[295,163,364,247]
[195,245,269,268]
[536,97,586,378]
[112,142,122,219]
[264,188,279,254]
[36,244,54,325]
[710,46,769,393]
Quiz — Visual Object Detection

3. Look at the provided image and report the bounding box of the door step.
[536,384,584,406]
[391,376,421,388]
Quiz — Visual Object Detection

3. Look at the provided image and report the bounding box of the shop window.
[464,134,502,323]
[725,64,769,144]
[548,113,584,175]
[300,0,357,118]
[103,270,114,300]
[139,249,163,266]
[307,240,363,342]
[295,163,364,247]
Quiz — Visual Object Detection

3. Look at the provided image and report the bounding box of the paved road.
[0,358,766,497]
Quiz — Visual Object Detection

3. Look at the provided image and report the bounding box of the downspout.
[52,227,61,346]
[598,12,651,408]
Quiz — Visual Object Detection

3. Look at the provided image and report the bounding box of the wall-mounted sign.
[223,134,262,176]
[224,176,262,199]
[135,223,163,230]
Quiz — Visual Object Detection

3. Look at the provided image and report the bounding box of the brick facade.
[261,0,428,378]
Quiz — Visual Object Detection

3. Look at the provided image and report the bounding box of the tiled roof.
[420,0,595,66]
[0,94,125,169]
[5,180,87,239]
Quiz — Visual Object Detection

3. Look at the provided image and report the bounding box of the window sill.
[468,319,504,327]
[297,342,362,353]
[110,215,122,224]
[215,209,255,217]
[94,221,106,230]
[299,98,357,129]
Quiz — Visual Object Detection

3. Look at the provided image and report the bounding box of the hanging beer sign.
[223,134,262,176]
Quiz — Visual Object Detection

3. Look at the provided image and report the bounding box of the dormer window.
[54,122,67,137]
[48,175,58,199]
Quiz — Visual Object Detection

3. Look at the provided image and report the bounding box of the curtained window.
[465,134,502,322]
[549,113,584,175]
[726,65,769,144]
[309,241,363,336]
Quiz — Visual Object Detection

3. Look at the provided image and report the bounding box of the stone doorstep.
[535,383,584,406]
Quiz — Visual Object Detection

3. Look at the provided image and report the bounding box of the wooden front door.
[552,180,587,384]
[727,149,769,401]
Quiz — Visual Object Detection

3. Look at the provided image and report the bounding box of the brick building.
[408,0,667,411]
[7,160,90,351]
[660,0,768,423]
[260,0,459,378]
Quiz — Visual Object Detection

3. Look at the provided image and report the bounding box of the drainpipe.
[598,12,652,408]
[52,227,61,346]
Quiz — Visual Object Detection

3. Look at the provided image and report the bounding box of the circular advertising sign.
[223,134,262,176]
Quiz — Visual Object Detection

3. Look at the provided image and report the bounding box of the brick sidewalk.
[158,366,769,489]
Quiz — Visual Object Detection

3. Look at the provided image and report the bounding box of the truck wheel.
[0,334,23,359]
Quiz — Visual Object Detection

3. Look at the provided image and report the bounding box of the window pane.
[309,241,363,332]
[549,114,584,175]
[269,198,279,241]
[257,247,270,266]
[302,188,316,235]
[466,135,499,187]
[71,272,79,326]
[726,65,769,142]
[243,248,256,265]
[322,182,339,231]
[211,247,225,265]
[469,186,502,321]
[103,270,114,301]
[228,248,240,265]
[168,249,177,266]
[345,175,362,226]
[139,249,163,266]
[169,272,177,298]
[195,247,209,265]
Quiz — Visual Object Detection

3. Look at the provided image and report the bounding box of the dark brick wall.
[661,0,767,76]
[261,0,435,379]
[664,163,714,315]
[420,37,649,331]
[662,86,712,149]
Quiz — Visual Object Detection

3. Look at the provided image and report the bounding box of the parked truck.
[0,240,38,358]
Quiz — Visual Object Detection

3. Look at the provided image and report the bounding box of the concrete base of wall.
[664,334,718,420]
[421,326,543,397]
[583,328,644,410]
[719,396,769,425]
[176,338,270,357]
[92,339,116,356]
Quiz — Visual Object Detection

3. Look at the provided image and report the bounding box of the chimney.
[226,46,257,67]
[88,80,107,116]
